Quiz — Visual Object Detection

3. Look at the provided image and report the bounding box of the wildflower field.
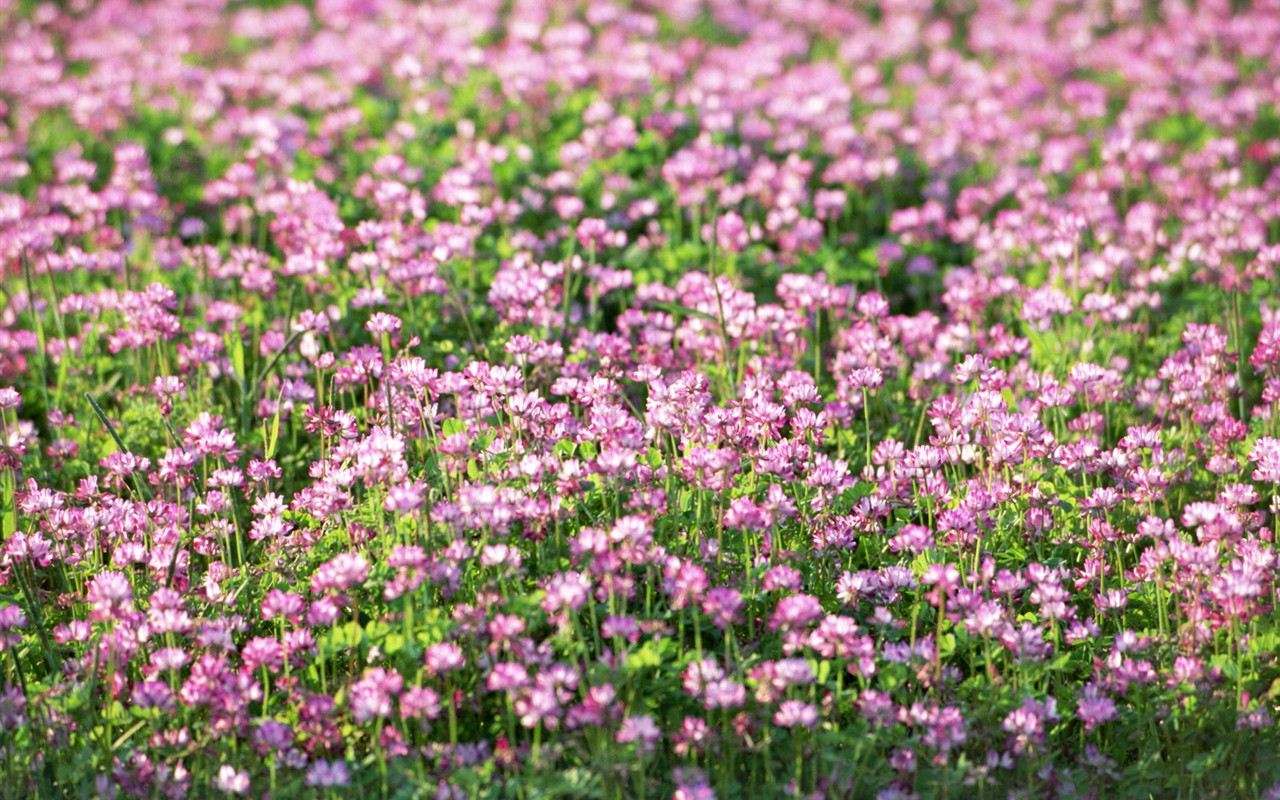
[4,0,1280,797]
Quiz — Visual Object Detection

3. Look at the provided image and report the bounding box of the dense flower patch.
[3,0,1280,796]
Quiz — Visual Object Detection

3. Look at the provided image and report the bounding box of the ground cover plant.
[2,0,1280,797]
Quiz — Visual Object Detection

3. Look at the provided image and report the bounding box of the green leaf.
[365,619,392,642]
[624,641,663,671]
[443,418,467,437]
[879,662,909,691]
[265,408,281,461]
[646,446,663,468]
[815,658,832,684]
[325,621,364,653]
[937,633,957,659]
[227,328,246,387]
[1,474,14,539]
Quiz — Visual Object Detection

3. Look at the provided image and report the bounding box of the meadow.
[2,0,1280,797]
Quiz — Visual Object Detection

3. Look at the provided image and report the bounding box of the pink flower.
[425,643,465,675]
[774,700,818,728]
[615,715,660,753]
[701,588,743,629]
[1249,437,1280,483]
[261,589,304,623]
[601,615,640,643]
[385,481,425,513]
[366,313,402,335]
[761,565,802,592]
[400,687,441,721]
[87,571,133,621]
[486,662,529,693]
[350,667,404,723]
[311,552,370,594]
[213,765,250,795]
[769,594,823,632]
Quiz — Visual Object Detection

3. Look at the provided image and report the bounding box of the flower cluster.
[2,0,1280,798]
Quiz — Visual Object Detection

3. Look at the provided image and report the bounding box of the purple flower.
[1001,697,1057,756]
[305,760,350,788]
[701,588,744,629]
[1076,684,1117,733]
[131,681,174,712]
[0,605,27,651]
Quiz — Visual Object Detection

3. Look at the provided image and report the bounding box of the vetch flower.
[305,760,350,788]
[87,571,133,622]
[773,700,818,728]
[213,765,249,795]
[615,715,660,754]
